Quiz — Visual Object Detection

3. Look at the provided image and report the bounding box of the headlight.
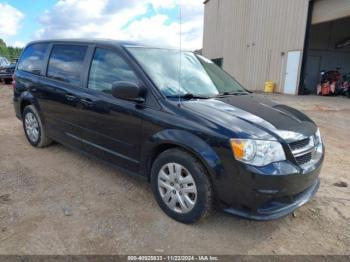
[230,139,286,166]
[315,128,322,145]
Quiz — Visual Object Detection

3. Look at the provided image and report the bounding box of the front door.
[79,47,143,172]
[284,51,302,95]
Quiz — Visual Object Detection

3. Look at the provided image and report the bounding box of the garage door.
[312,0,350,24]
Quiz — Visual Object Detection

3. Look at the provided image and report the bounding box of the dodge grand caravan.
[13,39,324,223]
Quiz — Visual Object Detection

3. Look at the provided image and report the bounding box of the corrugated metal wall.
[203,0,310,93]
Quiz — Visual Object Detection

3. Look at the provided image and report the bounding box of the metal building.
[202,0,350,95]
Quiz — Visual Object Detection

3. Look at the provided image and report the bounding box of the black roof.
[25,38,193,51]
[26,38,159,48]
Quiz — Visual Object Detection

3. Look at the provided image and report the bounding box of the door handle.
[80,98,93,107]
[65,94,77,101]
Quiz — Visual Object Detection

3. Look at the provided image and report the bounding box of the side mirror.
[111,81,145,103]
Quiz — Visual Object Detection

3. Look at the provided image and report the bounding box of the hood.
[4,63,16,69]
[182,94,317,142]
[0,64,15,70]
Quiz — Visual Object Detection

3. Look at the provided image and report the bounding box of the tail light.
[12,74,16,90]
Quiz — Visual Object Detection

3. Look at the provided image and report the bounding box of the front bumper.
[214,149,324,221]
[224,178,320,220]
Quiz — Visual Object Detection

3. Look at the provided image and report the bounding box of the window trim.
[17,43,50,76]
[45,43,90,88]
[86,45,140,95]
[82,44,161,110]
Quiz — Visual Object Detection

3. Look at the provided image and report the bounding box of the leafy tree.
[0,39,6,47]
[0,38,23,62]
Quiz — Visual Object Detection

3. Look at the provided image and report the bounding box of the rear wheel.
[4,79,12,85]
[22,105,52,147]
[151,148,213,223]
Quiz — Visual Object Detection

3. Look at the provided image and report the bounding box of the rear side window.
[88,48,138,94]
[47,45,87,86]
[17,43,48,75]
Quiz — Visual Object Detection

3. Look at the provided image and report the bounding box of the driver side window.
[88,48,138,94]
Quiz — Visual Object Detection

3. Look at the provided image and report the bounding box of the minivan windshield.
[126,47,247,98]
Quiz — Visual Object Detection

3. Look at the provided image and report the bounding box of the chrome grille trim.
[289,136,316,167]
[293,148,314,158]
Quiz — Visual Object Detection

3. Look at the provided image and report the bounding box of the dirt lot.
[0,83,349,255]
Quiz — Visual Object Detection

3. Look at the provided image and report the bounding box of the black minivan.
[13,39,324,223]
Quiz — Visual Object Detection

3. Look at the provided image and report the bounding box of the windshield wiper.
[216,91,249,97]
[166,93,211,100]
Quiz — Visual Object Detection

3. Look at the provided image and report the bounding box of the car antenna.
[177,4,182,107]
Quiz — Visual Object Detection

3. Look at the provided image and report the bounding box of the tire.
[151,148,213,224]
[4,78,12,85]
[22,105,52,148]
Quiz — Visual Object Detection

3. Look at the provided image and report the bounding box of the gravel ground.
[0,83,349,255]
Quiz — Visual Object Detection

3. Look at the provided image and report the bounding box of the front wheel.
[151,148,213,223]
[22,105,52,148]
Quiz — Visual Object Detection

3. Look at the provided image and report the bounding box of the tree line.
[0,39,23,62]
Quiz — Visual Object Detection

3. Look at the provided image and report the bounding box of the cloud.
[11,41,26,48]
[0,3,24,38]
[35,0,204,50]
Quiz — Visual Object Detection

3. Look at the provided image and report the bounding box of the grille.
[289,137,314,167]
[289,138,310,151]
[295,152,312,165]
